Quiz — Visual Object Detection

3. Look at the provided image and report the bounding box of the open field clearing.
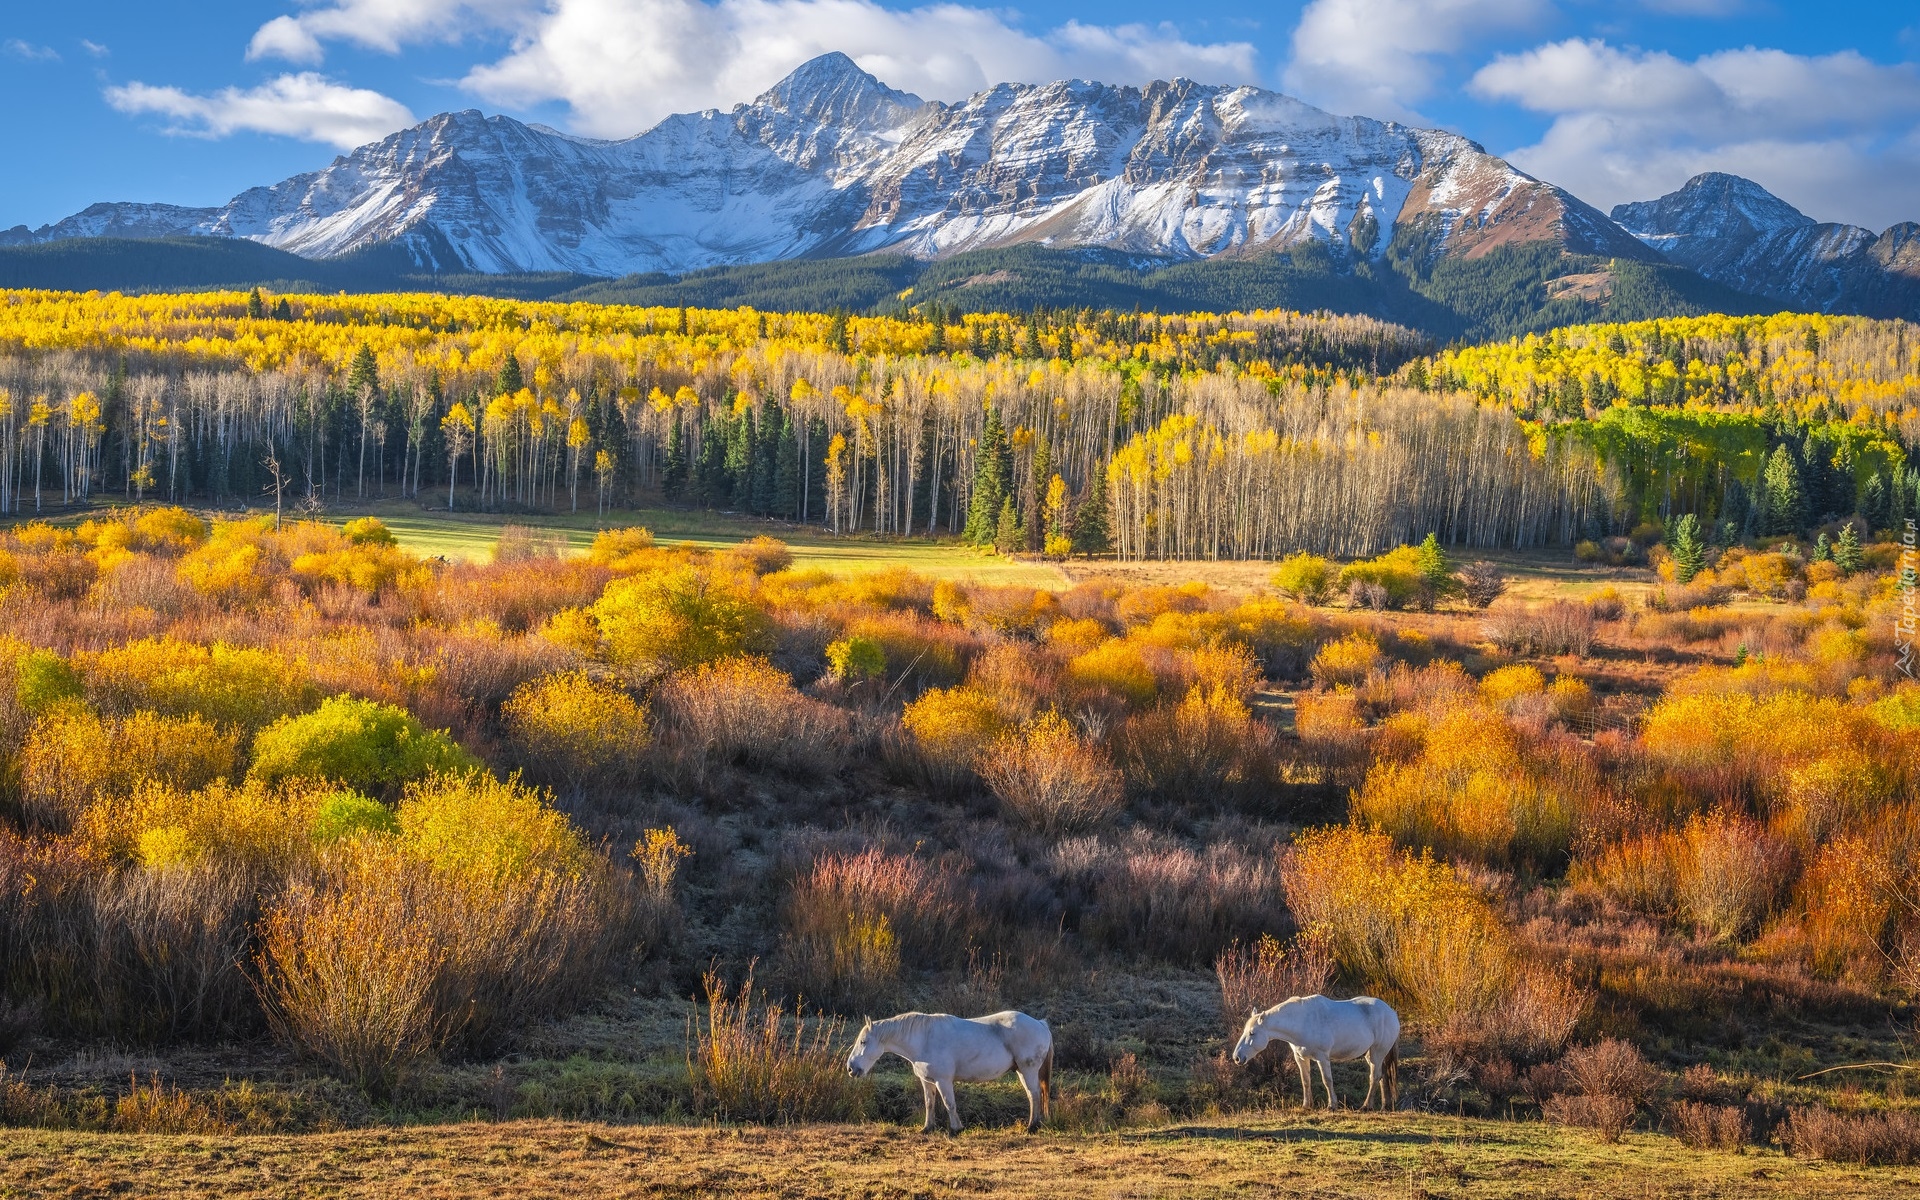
[5,1113,1915,1200]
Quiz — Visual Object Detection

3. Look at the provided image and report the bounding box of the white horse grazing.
[846,1011,1054,1134]
[1231,995,1400,1111]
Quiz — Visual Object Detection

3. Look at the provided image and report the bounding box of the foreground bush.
[1541,1039,1662,1143]
[255,775,627,1092]
[782,847,971,1011]
[1282,826,1579,1059]
[20,705,237,831]
[1781,1105,1920,1166]
[689,968,863,1124]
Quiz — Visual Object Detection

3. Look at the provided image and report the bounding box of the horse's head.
[846,1018,882,1077]
[1230,1007,1271,1066]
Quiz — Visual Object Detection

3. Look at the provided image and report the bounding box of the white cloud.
[1281,0,1550,121]
[5,39,62,62]
[104,72,417,150]
[247,17,326,65]
[463,0,1257,136]
[1470,39,1920,228]
[246,0,1256,137]
[247,0,531,59]
[80,39,110,57]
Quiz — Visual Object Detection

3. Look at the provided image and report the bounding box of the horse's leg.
[1292,1047,1312,1108]
[918,1077,938,1133]
[1016,1065,1043,1133]
[935,1077,962,1135]
[1316,1056,1339,1110]
[1362,1054,1380,1110]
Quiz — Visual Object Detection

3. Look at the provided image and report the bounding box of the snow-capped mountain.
[1613,174,1920,317]
[1,53,1648,277]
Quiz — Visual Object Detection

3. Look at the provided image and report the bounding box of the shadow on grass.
[1143,1123,1454,1147]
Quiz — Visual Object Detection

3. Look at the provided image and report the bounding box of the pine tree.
[1812,531,1832,563]
[1025,433,1050,553]
[497,353,524,396]
[993,496,1022,554]
[272,297,292,320]
[1415,532,1451,594]
[725,408,752,507]
[347,343,380,398]
[964,408,1011,544]
[247,288,266,320]
[773,413,799,519]
[1668,513,1705,584]
[1070,471,1111,555]
[661,422,687,500]
[752,396,780,515]
[1763,444,1803,535]
[1833,523,1863,574]
[1861,473,1890,535]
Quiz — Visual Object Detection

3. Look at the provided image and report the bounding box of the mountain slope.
[4,54,1644,280]
[1613,173,1920,318]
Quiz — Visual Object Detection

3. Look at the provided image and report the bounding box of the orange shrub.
[657,656,846,776]
[979,711,1123,835]
[899,685,1008,787]
[1066,636,1166,707]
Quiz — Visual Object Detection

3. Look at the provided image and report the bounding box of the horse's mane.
[875,1012,947,1037]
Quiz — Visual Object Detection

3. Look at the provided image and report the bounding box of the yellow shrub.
[1047,617,1112,652]
[397,772,595,881]
[1309,631,1381,687]
[1480,664,1545,704]
[100,778,325,870]
[591,565,772,674]
[502,670,650,789]
[538,606,602,654]
[1351,708,1578,871]
[586,526,657,572]
[21,705,239,831]
[1272,552,1336,604]
[1282,827,1514,1028]
[81,637,317,731]
[901,685,1007,777]
[1066,638,1158,706]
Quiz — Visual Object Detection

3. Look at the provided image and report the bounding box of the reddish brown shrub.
[1780,1106,1920,1166]
[1669,1100,1750,1151]
[979,712,1123,836]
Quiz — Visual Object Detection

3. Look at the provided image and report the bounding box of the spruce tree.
[662,422,687,500]
[1070,471,1111,555]
[993,496,1023,554]
[964,408,1011,544]
[497,353,523,396]
[1834,523,1863,574]
[1861,474,1889,535]
[247,288,266,320]
[1812,531,1832,563]
[1763,445,1803,535]
[1668,513,1705,584]
[1415,533,1452,595]
[773,413,800,519]
[347,343,380,398]
[725,408,752,507]
[1026,434,1050,553]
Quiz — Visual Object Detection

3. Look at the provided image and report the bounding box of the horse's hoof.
[947,1128,961,1138]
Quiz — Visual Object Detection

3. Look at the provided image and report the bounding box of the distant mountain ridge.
[2,53,1645,278]
[1613,173,1920,318]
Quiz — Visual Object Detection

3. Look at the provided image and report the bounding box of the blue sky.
[4,1,1917,233]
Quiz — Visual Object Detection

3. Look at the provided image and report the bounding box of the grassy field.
[1,1112,1908,1199]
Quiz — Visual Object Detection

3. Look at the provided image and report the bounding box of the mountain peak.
[1613,172,1813,242]
[753,52,924,130]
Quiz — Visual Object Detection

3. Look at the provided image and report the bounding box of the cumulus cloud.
[1281,0,1550,121]
[247,0,1256,137]
[105,73,417,150]
[1470,39,1920,229]
[463,0,1256,135]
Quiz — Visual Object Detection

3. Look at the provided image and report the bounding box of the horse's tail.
[1040,1042,1054,1116]
[1383,1043,1399,1111]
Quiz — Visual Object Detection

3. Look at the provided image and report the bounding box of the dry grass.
[2,1112,1917,1198]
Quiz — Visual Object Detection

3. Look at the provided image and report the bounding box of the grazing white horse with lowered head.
[1231,995,1400,1110]
[846,1011,1053,1134]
